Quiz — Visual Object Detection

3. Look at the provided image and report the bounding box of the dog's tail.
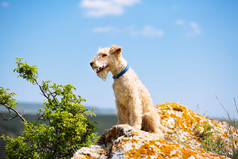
[142,111,174,135]
[143,110,174,134]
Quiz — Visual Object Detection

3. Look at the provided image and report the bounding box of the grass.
[192,97,238,158]
[196,123,227,156]
[211,97,238,158]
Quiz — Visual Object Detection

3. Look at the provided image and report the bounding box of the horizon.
[1,0,238,118]
[0,101,117,115]
[0,101,227,119]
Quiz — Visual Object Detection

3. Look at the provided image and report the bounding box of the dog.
[90,45,170,137]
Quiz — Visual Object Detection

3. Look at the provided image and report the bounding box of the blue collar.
[113,65,130,80]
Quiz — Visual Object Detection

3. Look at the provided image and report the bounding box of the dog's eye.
[102,54,107,57]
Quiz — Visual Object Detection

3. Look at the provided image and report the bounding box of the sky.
[0,0,238,118]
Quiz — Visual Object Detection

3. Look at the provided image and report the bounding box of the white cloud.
[92,25,164,38]
[175,20,202,37]
[190,22,202,34]
[131,25,164,37]
[79,0,141,17]
[175,20,184,26]
[186,22,202,36]
[1,2,9,7]
[93,26,114,33]
[113,0,140,6]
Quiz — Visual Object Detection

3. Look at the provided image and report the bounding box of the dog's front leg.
[116,100,129,125]
[128,91,142,130]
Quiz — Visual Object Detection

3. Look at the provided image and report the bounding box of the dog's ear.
[109,45,122,55]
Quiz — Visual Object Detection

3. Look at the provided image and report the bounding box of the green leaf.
[2,57,99,158]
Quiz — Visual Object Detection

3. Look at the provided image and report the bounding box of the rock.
[72,102,237,159]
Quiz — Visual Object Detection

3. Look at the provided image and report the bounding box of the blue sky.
[0,0,238,118]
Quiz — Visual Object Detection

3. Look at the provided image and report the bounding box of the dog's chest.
[112,69,141,106]
[112,79,131,104]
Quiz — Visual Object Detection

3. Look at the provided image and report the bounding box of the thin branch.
[0,112,18,121]
[8,107,12,116]
[234,97,238,115]
[34,79,48,99]
[216,96,238,151]
[0,104,26,122]
[215,96,231,121]
[34,79,58,104]
[37,112,45,122]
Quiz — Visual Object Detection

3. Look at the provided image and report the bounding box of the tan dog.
[90,45,169,137]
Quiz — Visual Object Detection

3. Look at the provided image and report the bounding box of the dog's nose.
[90,62,94,67]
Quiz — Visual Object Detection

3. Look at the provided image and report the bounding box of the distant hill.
[0,102,116,115]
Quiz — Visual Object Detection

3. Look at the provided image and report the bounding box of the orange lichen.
[123,135,228,159]
[73,102,236,159]
[156,102,237,156]
[132,131,139,136]
[125,141,157,158]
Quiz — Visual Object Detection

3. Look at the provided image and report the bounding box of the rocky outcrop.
[72,102,237,159]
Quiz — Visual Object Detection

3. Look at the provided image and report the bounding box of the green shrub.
[1,57,98,158]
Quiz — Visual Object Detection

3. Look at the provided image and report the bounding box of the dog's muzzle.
[90,62,109,73]
[96,65,109,73]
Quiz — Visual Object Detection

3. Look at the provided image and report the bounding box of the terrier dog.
[90,45,169,137]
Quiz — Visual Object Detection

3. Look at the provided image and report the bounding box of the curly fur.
[90,45,170,137]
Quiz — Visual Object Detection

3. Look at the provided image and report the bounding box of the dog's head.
[90,45,122,81]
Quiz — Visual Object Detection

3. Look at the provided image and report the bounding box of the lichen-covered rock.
[72,102,237,159]
[156,102,237,155]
